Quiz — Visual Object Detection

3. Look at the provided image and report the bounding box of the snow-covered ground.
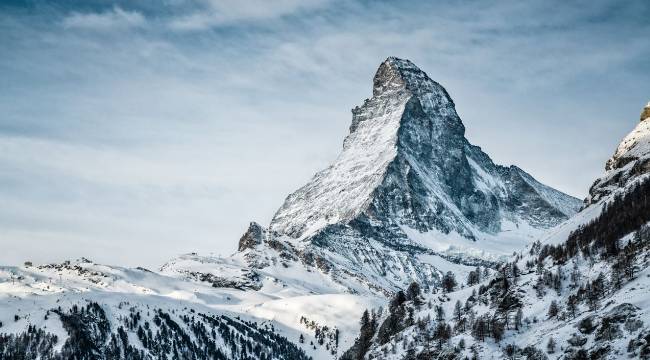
[364,250,650,359]
[403,218,546,262]
[0,258,382,359]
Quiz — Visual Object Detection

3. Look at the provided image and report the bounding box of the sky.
[1,0,649,269]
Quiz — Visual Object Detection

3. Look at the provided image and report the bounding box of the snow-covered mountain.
[166,57,580,297]
[270,57,579,242]
[587,101,650,204]
[342,100,650,360]
[0,58,605,360]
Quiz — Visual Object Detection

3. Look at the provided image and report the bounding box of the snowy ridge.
[610,103,650,166]
[540,100,650,248]
[512,166,582,218]
[354,240,650,360]
[588,100,650,204]
[269,81,408,240]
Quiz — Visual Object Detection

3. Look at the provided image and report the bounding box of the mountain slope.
[0,258,380,359]
[343,100,650,360]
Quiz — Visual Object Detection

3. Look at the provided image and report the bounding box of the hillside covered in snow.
[340,101,650,360]
[0,257,380,359]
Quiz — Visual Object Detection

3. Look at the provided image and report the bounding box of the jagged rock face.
[270,57,579,246]
[588,101,650,204]
[238,222,266,251]
[641,102,650,122]
[607,102,650,171]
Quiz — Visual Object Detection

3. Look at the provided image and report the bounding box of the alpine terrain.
[164,57,581,298]
[340,102,650,360]
[4,58,640,360]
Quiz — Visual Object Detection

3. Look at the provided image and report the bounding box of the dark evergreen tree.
[566,295,578,319]
[546,337,556,354]
[467,270,480,286]
[435,306,445,322]
[432,322,451,346]
[441,271,457,293]
[471,316,488,342]
[547,300,559,319]
[490,318,504,343]
[406,282,422,306]
[453,300,463,323]
[514,308,523,331]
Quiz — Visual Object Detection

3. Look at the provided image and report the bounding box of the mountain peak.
[271,58,469,240]
[607,101,650,170]
[372,57,452,103]
[385,56,415,68]
[269,58,579,247]
[372,57,424,95]
[588,100,650,203]
[641,101,650,122]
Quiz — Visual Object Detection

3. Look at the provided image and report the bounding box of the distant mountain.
[342,100,650,360]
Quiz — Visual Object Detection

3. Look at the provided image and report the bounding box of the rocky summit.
[588,101,650,204]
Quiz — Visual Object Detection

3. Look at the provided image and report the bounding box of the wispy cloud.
[168,0,330,30]
[62,6,146,31]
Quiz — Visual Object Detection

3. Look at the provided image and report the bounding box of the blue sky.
[1,0,649,268]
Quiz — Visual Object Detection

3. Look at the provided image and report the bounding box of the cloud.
[62,6,146,31]
[168,0,329,30]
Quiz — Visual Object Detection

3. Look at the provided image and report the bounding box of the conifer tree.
[547,300,559,319]
[442,272,457,293]
[453,300,463,322]
[514,308,523,331]
[547,337,556,354]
